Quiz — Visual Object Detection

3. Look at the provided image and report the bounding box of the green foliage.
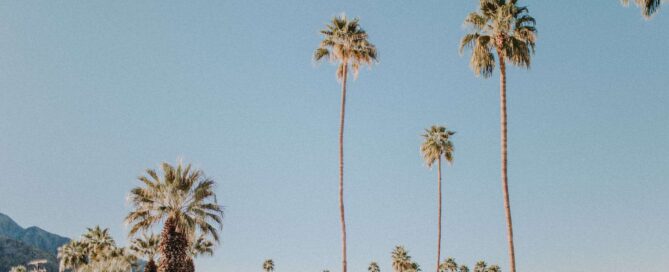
[421,126,455,167]
[57,226,136,272]
[314,14,378,80]
[460,0,537,78]
[126,162,224,242]
[368,262,380,272]
[263,259,274,272]
[391,246,415,272]
[621,0,662,18]
[9,265,27,272]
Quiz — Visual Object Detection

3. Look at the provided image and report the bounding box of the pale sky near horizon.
[0,1,667,272]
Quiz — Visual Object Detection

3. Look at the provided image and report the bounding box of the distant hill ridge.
[0,212,70,271]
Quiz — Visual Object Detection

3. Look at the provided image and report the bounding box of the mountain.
[0,236,59,272]
[0,213,23,239]
[15,227,70,256]
[0,212,70,271]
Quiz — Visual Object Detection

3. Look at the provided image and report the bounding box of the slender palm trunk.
[436,156,442,272]
[497,49,516,272]
[339,64,348,272]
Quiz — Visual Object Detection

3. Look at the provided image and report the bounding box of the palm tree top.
[460,0,537,77]
[191,235,215,257]
[621,0,662,18]
[368,261,380,272]
[263,259,275,272]
[314,14,378,80]
[129,232,160,260]
[421,125,455,167]
[125,161,224,243]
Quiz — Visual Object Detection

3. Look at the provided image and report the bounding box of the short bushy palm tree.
[314,14,378,272]
[460,2,536,272]
[263,259,275,272]
[421,125,455,272]
[58,240,89,272]
[82,226,115,262]
[126,161,224,272]
[621,0,663,18]
[130,233,160,272]
[439,257,458,272]
[9,265,27,272]
[368,262,380,272]
[391,246,413,272]
[458,265,470,272]
[472,261,500,272]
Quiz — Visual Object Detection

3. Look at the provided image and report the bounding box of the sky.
[0,1,667,271]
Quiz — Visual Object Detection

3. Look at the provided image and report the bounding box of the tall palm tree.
[621,0,663,18]
[314,14,378,272]
[263,259,275,272]
[126,161,224,272]
[368,262,380,272]
[58,240,89,272]
[9,265,27,272]
[439,257,458,272]
[130,233,160,272]
[391,246,412,272]
[421,125,455,272]
[460,2,536,272]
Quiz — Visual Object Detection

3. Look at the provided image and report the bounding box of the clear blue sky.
[0,1,667,271]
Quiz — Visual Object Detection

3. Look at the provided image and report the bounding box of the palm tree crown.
[421,126,455,167]
[82,225,115,261]
[130,233,160,260]
[58,240,89,272]
[460,0,536,77]
[391,246,413,272]
[439,257,458,272]
[9,265,27,272]
[621,0,662,18]
[126,162,224,241]
[263,259,275,272]
[368,262,381,272]
[191,235,215,257]
[314,14,378,80]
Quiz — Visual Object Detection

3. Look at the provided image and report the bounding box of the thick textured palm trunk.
[436,157,442,272]
[145,259,157,272]
[185,258,195,272]
[158,217,189,272]
[339,64,348,272]
[497,51,516,272]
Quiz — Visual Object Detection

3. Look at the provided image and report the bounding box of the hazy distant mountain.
[0,213,23,239]
[0,212,69,271]
[0,236,59,272]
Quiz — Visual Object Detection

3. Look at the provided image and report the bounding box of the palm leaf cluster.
[263,259,275,272]
[621,0,663,18]
[9,266,27,272]
[57,226,136,272]
[125,161,223,272]
[391,246,421,272]
[460,0,536,78]
[314,14,378,80]
[421,126,455,167]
